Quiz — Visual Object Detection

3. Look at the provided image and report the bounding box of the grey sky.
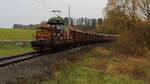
[0,0,108,28]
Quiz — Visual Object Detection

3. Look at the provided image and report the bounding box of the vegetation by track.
[40,43,149,84]
[13,43,149,84]
[0,44,99,84]
[0,45,33,57]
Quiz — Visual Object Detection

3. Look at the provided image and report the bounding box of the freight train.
[31,17,118,51]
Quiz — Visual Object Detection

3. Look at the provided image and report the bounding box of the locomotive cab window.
[56,24,65,29]
[48,24,64,29]
[47,17,65,29]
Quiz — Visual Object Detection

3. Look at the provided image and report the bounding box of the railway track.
[0,43,99,84]
[0,51,42,68]
[0,43,106,68]
[0,46,72,68]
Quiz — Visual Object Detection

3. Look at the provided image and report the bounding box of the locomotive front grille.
[31,40,52,48]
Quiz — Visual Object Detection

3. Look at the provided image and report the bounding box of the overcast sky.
[0,0,108,28]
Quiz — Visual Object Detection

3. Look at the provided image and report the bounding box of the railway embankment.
[0,44,97,84]
[40,43,150,84]
[0,43,149,84]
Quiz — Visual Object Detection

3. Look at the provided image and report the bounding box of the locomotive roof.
[47,17,64,25]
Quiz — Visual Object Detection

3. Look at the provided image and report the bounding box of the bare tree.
[140,0,150,21]
[107,0,150,21]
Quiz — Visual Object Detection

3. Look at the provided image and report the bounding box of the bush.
[115,21,150,56]
[116,30,146,56]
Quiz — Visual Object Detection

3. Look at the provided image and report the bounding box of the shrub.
[115,29,147,56]
[114,21,150,56]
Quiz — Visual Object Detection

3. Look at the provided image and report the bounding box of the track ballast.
[0,51,42,68]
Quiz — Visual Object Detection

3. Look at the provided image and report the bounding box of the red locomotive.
[31,17,118,51]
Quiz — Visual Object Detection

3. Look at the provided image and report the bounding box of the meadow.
[0,45,33,57]
[0,28,35,40]
[0,28,35,57]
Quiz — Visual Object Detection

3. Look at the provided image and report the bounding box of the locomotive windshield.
[47,17,65,29]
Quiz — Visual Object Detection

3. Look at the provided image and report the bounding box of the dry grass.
[81,46,150,83]
[116,58,150,80]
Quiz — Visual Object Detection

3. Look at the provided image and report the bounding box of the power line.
[32,0,51,10]
[31,0,59,16]
[38,0,52,9]
[39,0,47,4]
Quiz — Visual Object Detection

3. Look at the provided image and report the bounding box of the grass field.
[0,45,33,57]
[0,28,35,56]
[0,28,35,40]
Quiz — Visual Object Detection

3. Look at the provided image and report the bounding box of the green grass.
[41,46,149,84]
[42,65,103,84]
[0,45,33,57]
[0,28,35,40]
[0,28,34,56]
[42,65,147,84]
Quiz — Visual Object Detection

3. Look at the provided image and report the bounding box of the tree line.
[64,17,102,30]
[98,0,150,56]
[13,18,102,30]
[13,24,37,30]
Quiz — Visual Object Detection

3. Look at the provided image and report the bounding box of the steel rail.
[0,51,41,67]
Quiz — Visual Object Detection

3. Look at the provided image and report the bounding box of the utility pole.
[68,0,71,28]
